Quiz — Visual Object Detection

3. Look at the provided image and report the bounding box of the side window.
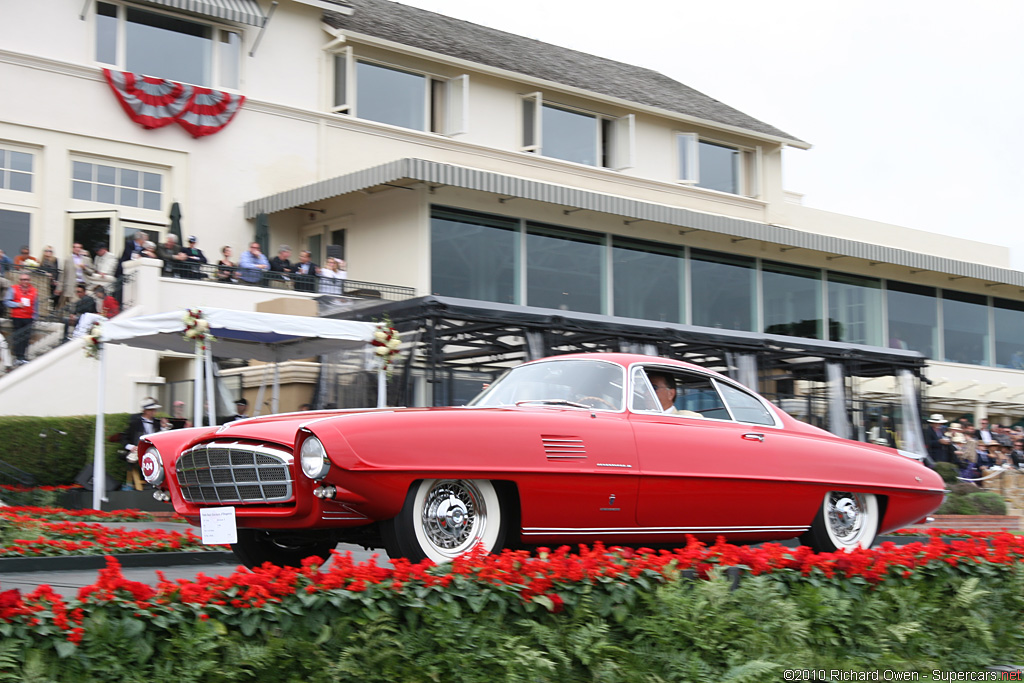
[676,372,730,420]
[630,367,661,412]
[716,381,776,426]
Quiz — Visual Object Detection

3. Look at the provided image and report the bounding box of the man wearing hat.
[226,397,249,423]
[923,413,955,464]
[121,398,163,490]
[181,235,207,280]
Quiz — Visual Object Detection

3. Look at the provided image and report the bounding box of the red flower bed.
[0,506,153,523]
[3,529,1022,643]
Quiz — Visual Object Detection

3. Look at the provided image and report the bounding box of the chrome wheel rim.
[420,480,487,554]
[825,492,867,545]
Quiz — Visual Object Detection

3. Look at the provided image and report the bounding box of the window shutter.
[521,92,542,152]
[608,114,635,170]
[332,46,353,113]
[677,133,698,183]
[445,74,469,136]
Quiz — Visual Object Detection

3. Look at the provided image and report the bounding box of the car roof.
[528,352,725,378]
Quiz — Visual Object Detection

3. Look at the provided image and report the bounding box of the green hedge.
[0,414,130,486]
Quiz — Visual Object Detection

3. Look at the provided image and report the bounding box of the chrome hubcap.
[421,480,486,551]
[826,492,865,544]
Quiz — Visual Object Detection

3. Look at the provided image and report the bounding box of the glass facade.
[886,281,938,357]
[612,237,684,322]
[356,61,426,130]
[828,272,883,346]
[541,105,598,166]
[942,290,990,366]
[993,298,1024,369]
[762,260,821,339]
[690,250,756,331]
[431,208,518,304]
[428,207,1023,369]
[526,223,603,313]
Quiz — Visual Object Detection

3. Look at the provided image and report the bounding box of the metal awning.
[245,158,1024,288]
[133,0,266,26]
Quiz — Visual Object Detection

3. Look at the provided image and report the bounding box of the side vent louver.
[542,435,586,460]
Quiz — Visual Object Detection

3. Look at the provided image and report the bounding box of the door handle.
[742,433,765,442]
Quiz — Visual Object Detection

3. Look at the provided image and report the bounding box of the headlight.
[140,445,164,485]
[300,435,330,480]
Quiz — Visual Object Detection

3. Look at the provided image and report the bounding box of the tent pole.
[254,361,269,416]
[272,355,280,414]
[92,345,106,510]
[193,340,203,428]
[206,343,216,427]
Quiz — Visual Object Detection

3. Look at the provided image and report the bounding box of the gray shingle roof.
[323,0,804,145]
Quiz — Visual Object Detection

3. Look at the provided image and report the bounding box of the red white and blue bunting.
[103,69,246,138]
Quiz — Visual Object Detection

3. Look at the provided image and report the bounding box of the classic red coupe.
[139,353,944,567]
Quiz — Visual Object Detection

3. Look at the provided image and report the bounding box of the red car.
[140,353,945,567]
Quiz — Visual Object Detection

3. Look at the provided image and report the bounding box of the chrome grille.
[176,441,294,504]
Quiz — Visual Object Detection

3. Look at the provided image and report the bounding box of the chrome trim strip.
[522,525,808,536]
[595,463,633,468]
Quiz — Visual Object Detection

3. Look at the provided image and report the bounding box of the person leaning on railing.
[238,242,270,285]
[216,245,237,283]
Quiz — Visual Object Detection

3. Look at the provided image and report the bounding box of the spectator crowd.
[0,233,351,369]
[924,413,1024,484]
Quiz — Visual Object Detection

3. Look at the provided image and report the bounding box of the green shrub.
[965,490,1008,515]
[934,461,960,485]
[0,414,130,486]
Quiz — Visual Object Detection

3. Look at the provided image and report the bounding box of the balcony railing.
[160,262,415,303]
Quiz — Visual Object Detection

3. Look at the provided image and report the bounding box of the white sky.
[395,0,1024,270]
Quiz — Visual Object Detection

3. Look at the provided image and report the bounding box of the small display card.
[200,506,238,545]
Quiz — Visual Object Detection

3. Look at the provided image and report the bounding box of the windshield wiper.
[515,399,591,409]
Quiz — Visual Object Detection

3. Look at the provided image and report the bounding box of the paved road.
[0,522,383,599]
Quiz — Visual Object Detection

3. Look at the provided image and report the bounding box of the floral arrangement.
[371,314,401,371]
[83,321,102,360]
[182,308,215,350]
[21,258,39,269]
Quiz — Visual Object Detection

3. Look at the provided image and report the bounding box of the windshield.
[469,359,625,411]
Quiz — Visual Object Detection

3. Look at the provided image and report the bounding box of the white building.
[1,0,1022,430]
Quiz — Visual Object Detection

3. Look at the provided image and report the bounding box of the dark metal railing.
[160,261,416,303]
[0,458,36,488]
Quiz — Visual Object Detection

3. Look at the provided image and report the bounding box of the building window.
[0,209,31,260]
[71,160,163,210]
[993,298,1024,369]
[612,237,684,323]
[677,134,757,196]
[942,290,990,366]
[886,281,937,357]
[521,93,634,169]
[0,148,33,193]
[333,50,468,135]
[827,271,883,346]
[431,207,518,304]
[762,261,822,339]
[690,249,755,331]
[95,2,241,89]
[526,223,604,314]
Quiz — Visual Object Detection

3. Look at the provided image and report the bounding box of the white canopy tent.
[90,308,380,510]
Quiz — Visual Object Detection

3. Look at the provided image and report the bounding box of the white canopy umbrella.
[90,308,380,510]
